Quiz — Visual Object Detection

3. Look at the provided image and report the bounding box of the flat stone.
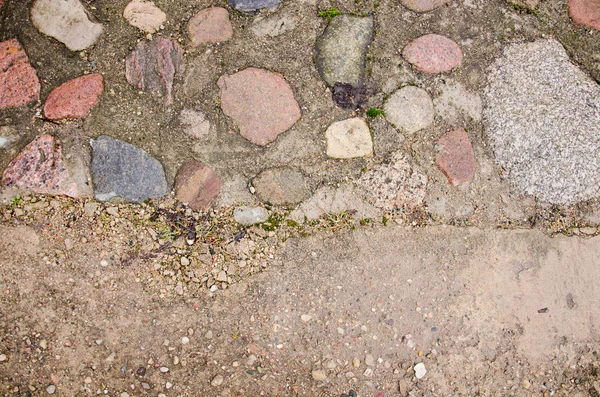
[357,151,427,209]
[125,38,183,107]
[123,0,166,34]
[384,86,434,134]
[402,34,462,74]
[234,206,269,226]
[30,0,103,51]
[253,167,311,205]
[400,0,451,12]
[180,109,212,139]
[569,0,600,30]
[43,73,104,120]
[483,39,600,205]
[217,68,300,146]
[325,118,373,159]
[1,135,80,197]
[0,39,41,109]
[436,128,475,186]
[188,7,233,47]
[90,135,168,203]
[315,14,374,87]
[175,161,221,210]
[226,0,281,12]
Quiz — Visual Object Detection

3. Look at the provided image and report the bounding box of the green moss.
[262,214,281,232]
[366,107,385,117]
[317,7,343,22]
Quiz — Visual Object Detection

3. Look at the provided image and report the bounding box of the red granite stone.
[188,7,233,47]
[0,39,41,109]
[436,128,475,186]
[175,161,221,210]
[402,34,463,74]
[1,134,80,197]
[217,68,301,146]
[0,0,4,9]
[569,0,600,30]
[400,0,451,12]
[43,73,104,120]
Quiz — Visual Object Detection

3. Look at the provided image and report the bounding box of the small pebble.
[211,374,224,386]
[311,370,327,381]
[365,354,374,366]
[414,362,426,379]
[181,257,190,266]
[522,379,531,389]
[205,330,213,339]
[0,354,6,362]
[352,357,360,367]
[166,382,173,389]
[136,366,146,376]
[46,385,56,394]
[141,382,151,389]
[160,366,169,373]
[300,314,312,322]
[39,340,47,349]
[182,336,190,344]
[187,328,194,336]
[120,393,129,397]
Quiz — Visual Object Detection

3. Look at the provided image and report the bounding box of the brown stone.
[253,167,311,205]
[569,0,600,30]
[402,34,463,74]
[1,135,81,197]
[175,161,221,210]
[217,68,301,146]
[435,128,475,186]
[400,0,451,12]
[0,39,41,109]
[43,73,104,120]
[188,7,233,47]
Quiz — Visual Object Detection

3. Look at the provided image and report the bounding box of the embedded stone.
[569,0,600,30]
[188,7,233,46]
[30,0,103,51]
[123,0,167,34]
[400,0,451,12]
[253,167,311,205]
[226,0,281,12]
[217,68,300,146]
[402,34,463,74]
[125,38,183,107]
[234,206,269,226]
[384,86,434,134]
[315,14,374,87]
[90,136,168,202]
[435,128,475,186]
[0,39,40,109]
[325,118,373,159]
[175,161,221,210]
[43,73,104,120]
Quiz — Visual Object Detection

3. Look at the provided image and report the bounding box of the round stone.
[187,7,233,46]
[43,73,104,120]
[325,118,373,159]
[569,0,600,30]
[435,128,475,186]
[217,68,301,146]
[123,0,167,34]
[400,0,451,12]
[384,86,434,134]
[402,34,463,74]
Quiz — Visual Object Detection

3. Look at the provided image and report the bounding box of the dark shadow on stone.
[332,82,371,111]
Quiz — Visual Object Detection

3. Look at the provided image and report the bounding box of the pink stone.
[569,0,600,30]
[125,38,183,107]
[217,68,301,146]
[400,0,451,12]
[1,135,80,197]
[175,161,221,210]
[0,39,40,109]
[43,73,104,120]
[435,128,475,186]
[187,7,233,47]
[0,0,4,8]
[402,34,463,74]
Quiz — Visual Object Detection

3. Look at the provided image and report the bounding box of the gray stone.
[315,14,374,87]
[30,0,103,51]
[384,86,434,134]
[227,0,281,12]
[234,206,269,226]
[483,39,600,205]
[253,167,312,205]
[90,136,168,203]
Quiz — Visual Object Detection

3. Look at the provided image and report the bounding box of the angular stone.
[0,39,41,109]
[126,38,183,107]
[30,0,103,51]
[384,86,434,134]
[123,0,167,34]
[175,161,221,210]
[226,0,281,12]
[569,0,600,30]
[325,118,373,159]
[218,68,300,146]
[400,0,451,12]
[253,167,311,205]
[234,206,269,226]
[180,109,212,139]
[402,34,463,74]
[187,7,233,47]
[1,135,81,197]
[90,136,168,202]
[315,14,374,87]
[43,73,104,120]
[436,128,475,186]
[483,39,600,205]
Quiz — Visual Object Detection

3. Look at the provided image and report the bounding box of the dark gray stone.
[315,14,374,87]
[90,136,168,203]
[227,0,281,12]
